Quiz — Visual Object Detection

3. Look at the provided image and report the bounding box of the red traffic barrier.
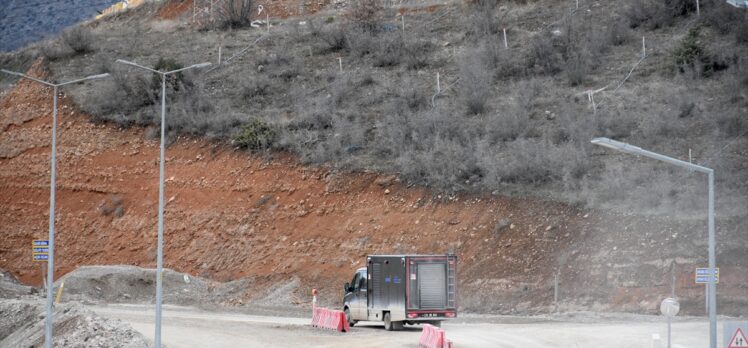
[311,307,350,332]
[419,323,451,348]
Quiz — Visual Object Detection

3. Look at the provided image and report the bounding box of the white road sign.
[728,328,748,348]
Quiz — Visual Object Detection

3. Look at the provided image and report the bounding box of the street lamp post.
[0,69,109,348]
[115,59,211,348]
[590,137,717,348]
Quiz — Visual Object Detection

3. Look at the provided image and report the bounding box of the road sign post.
[661,298,680,348]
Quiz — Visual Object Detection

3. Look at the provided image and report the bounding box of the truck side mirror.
[344,282,350,292]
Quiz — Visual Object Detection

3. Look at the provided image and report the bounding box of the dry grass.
[40,0,748,215]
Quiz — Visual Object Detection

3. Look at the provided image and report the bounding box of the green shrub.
[671,26,730,77]
[151,58,191,96]
[233,119,277,150]
[673,27,704,69]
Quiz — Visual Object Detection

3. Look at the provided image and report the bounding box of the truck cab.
[342,267,368,327]
[343,255,457,331]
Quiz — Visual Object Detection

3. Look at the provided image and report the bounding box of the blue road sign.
[695,268,719,284]
[33,254,49,261]
[32,240,49,247]
[33,247,49,253]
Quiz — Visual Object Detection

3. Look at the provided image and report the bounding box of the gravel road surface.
[89,304,729,347]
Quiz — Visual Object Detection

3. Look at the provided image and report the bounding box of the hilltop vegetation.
[3,0,747,216]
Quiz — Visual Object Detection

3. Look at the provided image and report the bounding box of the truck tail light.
[407,313,418,319]
[445,312,456,318]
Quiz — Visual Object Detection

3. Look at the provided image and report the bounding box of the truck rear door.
[406,255,457,319]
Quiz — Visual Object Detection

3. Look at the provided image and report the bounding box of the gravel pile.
[0,268,149,347]
[0,299,149,348]
[0,269,36,299]
[57,265,250,307]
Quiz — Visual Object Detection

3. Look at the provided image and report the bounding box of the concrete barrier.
[311,307,350,332]
[419,323,453,348]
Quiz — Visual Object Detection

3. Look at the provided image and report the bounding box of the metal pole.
[707,170,716,348]
[705,284,708,314]
[44,85,58,348]
[667,316,672,348]
[590,138,717,348]
[671,263,676,298]
[113,60,207,348]
[155,73,166,348]
[436,72,441,93]
[554,273,559,304]
[42,263,46,292]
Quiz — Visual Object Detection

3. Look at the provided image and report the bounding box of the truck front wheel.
[383,313,403,331]
[344,308,356,327]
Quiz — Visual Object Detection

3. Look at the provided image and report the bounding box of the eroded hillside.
[1,59,746,315]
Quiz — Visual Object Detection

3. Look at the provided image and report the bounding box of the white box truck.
[342,254,457,330]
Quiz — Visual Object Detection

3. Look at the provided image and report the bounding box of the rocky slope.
[1,60,745,316]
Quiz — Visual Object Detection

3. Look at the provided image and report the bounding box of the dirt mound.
[0,299,149,348]
[0,269,35,299]
[57,265,248,306]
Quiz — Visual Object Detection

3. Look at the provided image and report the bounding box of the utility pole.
[0,69,109,348]
[115,59,210,348]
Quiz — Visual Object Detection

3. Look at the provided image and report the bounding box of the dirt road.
[89,304,726,347]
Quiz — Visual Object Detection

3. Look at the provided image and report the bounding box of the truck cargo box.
[342,254,457,330]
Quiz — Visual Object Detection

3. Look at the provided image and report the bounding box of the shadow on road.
[352,323,424,332]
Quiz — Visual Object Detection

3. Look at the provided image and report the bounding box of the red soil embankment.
[1,60,745,315]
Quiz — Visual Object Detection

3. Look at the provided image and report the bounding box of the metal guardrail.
[727,0,748,8]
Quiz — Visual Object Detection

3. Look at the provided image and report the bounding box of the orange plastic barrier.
[419,324,453,348]
[311,307,350,332]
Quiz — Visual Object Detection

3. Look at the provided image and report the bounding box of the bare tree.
[217,0,254,29]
